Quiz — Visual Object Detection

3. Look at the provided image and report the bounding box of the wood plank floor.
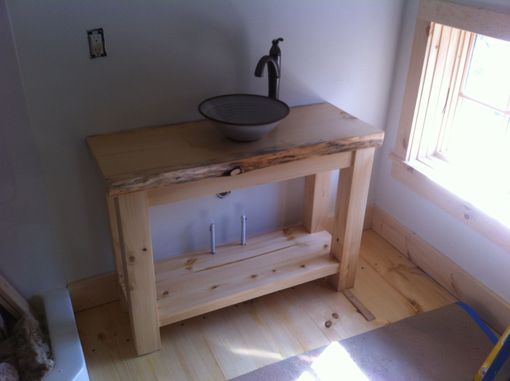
[75,230,455,381]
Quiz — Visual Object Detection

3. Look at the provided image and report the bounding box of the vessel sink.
[198,94,290,142]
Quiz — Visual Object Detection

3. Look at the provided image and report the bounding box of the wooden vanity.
[87,103,384,356]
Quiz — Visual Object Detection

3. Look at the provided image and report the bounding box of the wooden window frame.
[392,0,510,251]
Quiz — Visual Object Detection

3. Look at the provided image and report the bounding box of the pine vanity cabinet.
[87,103,384,355]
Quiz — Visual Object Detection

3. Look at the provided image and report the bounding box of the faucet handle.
[270,37,284,57]
[272,37,284,45]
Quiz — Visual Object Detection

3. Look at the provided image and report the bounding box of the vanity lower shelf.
[155,226,337,327]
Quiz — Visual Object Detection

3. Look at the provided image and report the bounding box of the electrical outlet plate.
[87,28,106,59]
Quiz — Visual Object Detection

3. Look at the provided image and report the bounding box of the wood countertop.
[87,103,384,196]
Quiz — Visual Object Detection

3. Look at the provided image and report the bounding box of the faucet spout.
[255,56,280,99]
[254,38,283,99]
[254,56,279,78]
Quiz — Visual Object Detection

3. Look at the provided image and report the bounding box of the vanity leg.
[116,191,161,355]
[106,196,127,310]
[303,171,332,233]
[331,147,375,291]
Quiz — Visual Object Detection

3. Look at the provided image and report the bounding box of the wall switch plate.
[87,28,106,59]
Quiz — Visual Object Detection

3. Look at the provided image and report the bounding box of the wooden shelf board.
[156,227,336,326]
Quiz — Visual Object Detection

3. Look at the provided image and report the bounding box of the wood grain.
[156,227,335,326]
[394,18,430,160]
[372,206,510,333]
[68,205,376,313]
[87,103,383,195]
[397,0,510,161]
[361,229,455,313]
[116,192,161,355]
[105,196,126,306]
[86,102,382,359]
[68,272,119,313]
[419,0,510,42]
[343,289,375,321]
[391,158,510,252]
[75,230,455,381]
[303,172,332,233]
[148,152,351,207]
[331,147,376,290]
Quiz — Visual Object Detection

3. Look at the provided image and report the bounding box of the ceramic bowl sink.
[198,94,290,142]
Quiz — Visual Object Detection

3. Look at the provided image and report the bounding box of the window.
[393,0,510,250]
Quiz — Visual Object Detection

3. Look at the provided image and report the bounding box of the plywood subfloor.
[75,230,455,381]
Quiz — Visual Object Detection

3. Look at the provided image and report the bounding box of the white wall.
[0,0,63,297]
[374,0,510,302]
[4,0,403,297]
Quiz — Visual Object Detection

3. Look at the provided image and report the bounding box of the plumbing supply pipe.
[210,222,216,254]
[241,214,247,246]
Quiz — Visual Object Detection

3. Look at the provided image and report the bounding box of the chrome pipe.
[241,214,247,246]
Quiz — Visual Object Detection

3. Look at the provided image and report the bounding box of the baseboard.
[372,206,510,333]
[69,204,375,313]
[68,272,119,313]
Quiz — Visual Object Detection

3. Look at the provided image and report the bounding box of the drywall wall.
[0,0,63,296]
[375,0,510,302]
[4,0,402,296]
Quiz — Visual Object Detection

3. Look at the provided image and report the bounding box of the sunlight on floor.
[231,347,284,361]
[295,342,369,381]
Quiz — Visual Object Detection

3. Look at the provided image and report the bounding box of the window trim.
[392,0,510,252]
[391,156,510,251]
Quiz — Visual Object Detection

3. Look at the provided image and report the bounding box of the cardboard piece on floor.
[232,303,510,381]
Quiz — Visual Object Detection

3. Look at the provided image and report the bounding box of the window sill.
[390,154,510,251]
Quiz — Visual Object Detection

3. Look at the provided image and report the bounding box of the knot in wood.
[229,167,243,176]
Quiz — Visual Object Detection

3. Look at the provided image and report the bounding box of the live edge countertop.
[87,103,384,196]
